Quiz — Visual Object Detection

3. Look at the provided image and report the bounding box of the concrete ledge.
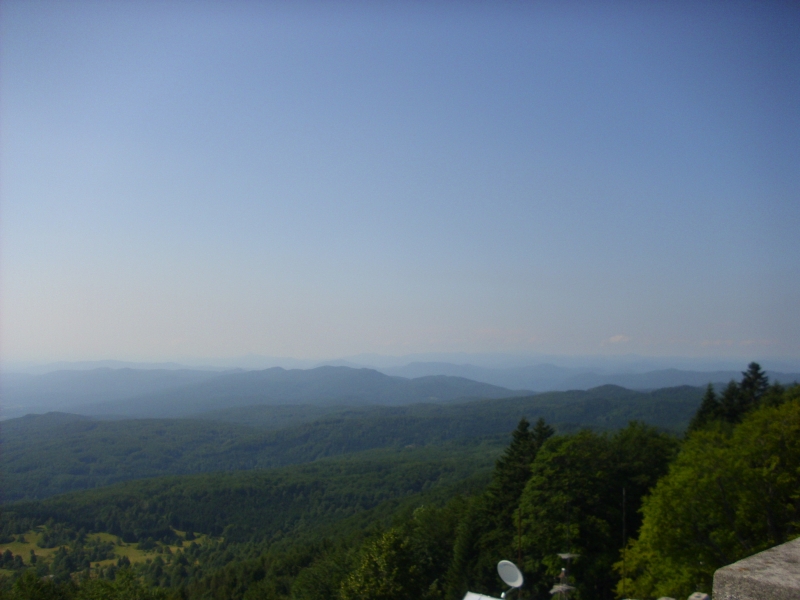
[713,537,800,600]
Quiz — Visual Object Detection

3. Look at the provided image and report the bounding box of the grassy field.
[0,527,217,572]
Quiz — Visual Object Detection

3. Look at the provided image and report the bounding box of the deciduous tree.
[617,388,800,599]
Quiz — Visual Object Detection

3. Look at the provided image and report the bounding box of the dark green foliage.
[1,417,276,503]
[289,545,353,600]
[760,381,787,407]
[207,385,705,434]
[0,536,115,583]
[516,423,678,600]
[138,478,484,599]
[619,385,800,599]
[687,384,719,432]
[1,442,499,546]
[611,421,681,541]
[687,362,789,432]
[0,568,171,599]
[341,529,422,600]
[37,523,80,549]
[339,500,469,600]
[9,378,780,600]
[2,385,705,503]
[718,379,745,424]
[491,418,549,499]
[0,517,36,543]
[446,418,554,598]
[739,361,769,407]
[5,571,75,600]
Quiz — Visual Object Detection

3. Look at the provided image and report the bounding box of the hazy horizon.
[5,351,800,377]
[2,1,798,366]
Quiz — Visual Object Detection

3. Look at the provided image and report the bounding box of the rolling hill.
[1,384,704,502]
[72,366,530,418]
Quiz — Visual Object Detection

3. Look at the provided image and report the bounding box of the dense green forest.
[1,441,501,545]
[618,366,800,598]
[1,367,797,600]
[2,385,703,502]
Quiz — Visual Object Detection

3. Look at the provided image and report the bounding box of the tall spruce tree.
[446,418,553,598]
[718,380,744,424]
[690,364,772,431]
[688,384,720,432]
[531,417,556,454]
[739,362,769,411]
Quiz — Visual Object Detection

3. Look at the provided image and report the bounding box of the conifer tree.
[689,364,773,431]
[739,362,769,411]
[486,417,555,520]
[532,417,556,453]
[718,380,744,424]
[446,417,554,597]
[688,384,720,432]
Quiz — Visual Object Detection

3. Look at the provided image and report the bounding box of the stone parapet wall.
[712,537,800,600]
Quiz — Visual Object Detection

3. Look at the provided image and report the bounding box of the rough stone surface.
[712,537,800,600]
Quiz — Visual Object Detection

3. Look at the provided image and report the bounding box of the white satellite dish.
[497,560,524,588]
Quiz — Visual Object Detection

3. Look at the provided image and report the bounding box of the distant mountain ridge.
[378,362,800,392]
[1,368,224,418]
[4,362,798,420]
[80,366,529,418]
[1,366,529,419]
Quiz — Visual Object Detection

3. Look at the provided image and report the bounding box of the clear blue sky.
[2,1,798,364]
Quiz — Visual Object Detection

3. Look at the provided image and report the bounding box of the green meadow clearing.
[0,528,217,574]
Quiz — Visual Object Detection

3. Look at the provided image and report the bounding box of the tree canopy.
[4,368,796,600]
[688,362,780,431]
[617,384,800,599]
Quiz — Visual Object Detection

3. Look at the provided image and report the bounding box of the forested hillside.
[2,385,703,502]
[2,366,796,600]
[618,366,800,598]
[1,442,500,546]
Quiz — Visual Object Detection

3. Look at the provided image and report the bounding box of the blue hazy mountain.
[5,362,797,420]
[378,362,800,392]
[2,366,530,419]
[1,368,223,418]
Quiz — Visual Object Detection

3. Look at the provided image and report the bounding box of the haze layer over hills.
[1,366,527,420]
[3,361,798,420]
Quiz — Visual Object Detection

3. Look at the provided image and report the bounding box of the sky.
[1,1,799,366]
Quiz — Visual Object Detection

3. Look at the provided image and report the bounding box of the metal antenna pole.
[622,487,627,599]
[518,508,522,565]
[517,509,523,599]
